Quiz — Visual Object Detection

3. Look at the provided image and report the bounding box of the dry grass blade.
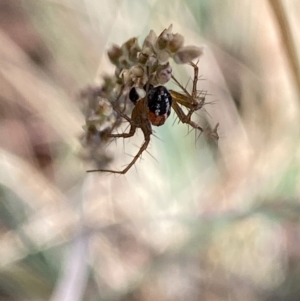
[0,29,82,142]
[268,0,300,99]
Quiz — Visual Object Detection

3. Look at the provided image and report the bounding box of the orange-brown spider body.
[148,111,169,126]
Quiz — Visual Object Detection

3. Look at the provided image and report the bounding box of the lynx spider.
[87,62,218,174]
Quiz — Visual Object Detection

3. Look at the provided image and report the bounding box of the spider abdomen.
[147,86,172,126]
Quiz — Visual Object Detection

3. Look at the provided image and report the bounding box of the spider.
[87,62,218,174]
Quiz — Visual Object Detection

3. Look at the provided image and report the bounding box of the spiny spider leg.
[170,62,205,111]
[171,100,204,132]
[191,61,198,98]
[87,134,150,174]
[105,85,127,134]
[170,62,204,131]
[112,136,150,174]
[87,98,152,174]
[86,124,137,173]
[170,62,219,141]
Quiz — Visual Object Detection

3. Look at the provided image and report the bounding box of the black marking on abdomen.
[147,86,172,116]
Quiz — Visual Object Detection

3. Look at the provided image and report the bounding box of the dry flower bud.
[114,67,123,82]
[156,32,169,49]
[128,49,139,63]
[129,65,144,78]
[138,46,153,64]
[138,52,148,64]
[128,40,141,62]
[168,33,184,52]
[98,98,113,116]
[163,24,173,37]
[100,75,116,97]
[143,30,157,48]
[86,111,113,132]
[173,46,204,64]
[155,63,172,84]
[122,37,138,53]
[156,24,173,49]
[120,69,133,86]
[166,24,173,32]
[145,54,158,67]
[107,44,122,65]
[118,55,131,69]
[142,46,153,57]
[135,77,146,88]
[86,117,112,134]
[156,49,170,64]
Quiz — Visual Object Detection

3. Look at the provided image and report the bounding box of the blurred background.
[1,0,300,300]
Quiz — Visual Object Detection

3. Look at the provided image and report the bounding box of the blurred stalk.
[269,0,300,99]
[49,177,92,301]
[49,234,89,301]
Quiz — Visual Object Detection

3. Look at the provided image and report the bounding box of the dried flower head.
[107,24,204,88]
[79,25,216,170]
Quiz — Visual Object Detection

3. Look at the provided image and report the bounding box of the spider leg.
[89,133,150,174]
[172,99,219,141]
[108,124,136,139]
[170,61,204,110]
[190,61,199,99]
[171,100,204,132]
[170,90,205,111]
[87,99,153,174]
[86,124,137,173]
[170,62,219,141]
[104,102,152,174]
